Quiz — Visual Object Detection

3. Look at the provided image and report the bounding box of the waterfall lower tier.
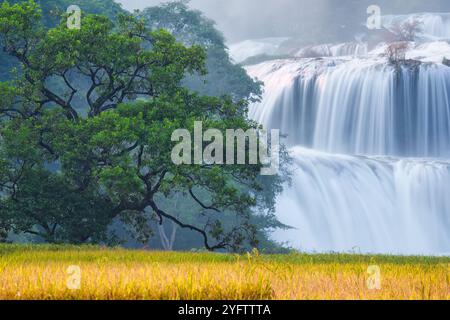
[276,147,450,255]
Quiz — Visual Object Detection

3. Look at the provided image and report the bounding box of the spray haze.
[117,0,450,42]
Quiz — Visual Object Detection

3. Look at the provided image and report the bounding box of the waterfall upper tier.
[247,42,450,158]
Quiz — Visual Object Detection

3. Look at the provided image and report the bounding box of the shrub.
[386,42,409,64]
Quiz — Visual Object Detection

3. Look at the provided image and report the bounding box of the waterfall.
[247,21,450,255]
[249,57,450,157]
[295,42,368,58]
[273,147,450,255]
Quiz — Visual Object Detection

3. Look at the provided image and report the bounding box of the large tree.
[0,1,287,251]
[134,1,289,251]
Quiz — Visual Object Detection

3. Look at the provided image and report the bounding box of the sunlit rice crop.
[0,245,448,300]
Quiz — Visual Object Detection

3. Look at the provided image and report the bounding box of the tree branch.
[188,188,221,213]
[148,200,227,251]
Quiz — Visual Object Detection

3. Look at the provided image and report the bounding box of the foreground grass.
[0,244,448,300]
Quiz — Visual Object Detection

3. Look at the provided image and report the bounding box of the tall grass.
[0,245,448,300]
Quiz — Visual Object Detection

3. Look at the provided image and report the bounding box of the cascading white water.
[273,147,450,255]
[248,57,450,157]
[247,17,450,255]
[295,42,368,58]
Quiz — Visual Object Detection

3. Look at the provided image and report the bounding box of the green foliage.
[0,1,206,118]
[0,1,288,252]
[0,0,125,81]
[1,243,449,265]
[0,169,115,243]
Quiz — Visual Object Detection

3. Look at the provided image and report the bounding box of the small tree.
[443,57,450,67]
[387,19,422,42]
[386,42,409,64]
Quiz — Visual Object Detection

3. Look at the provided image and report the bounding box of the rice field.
[0,244,448,300]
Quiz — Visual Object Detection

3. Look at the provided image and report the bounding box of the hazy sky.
[116,0,244,41]
[115,0,450,43]
[115,0,326,42]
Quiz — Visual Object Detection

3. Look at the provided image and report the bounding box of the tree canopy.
[0,0,124,81]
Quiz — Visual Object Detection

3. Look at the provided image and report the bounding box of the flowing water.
[243,14,450,255]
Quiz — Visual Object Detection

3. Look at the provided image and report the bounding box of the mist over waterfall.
[241,13,450,255]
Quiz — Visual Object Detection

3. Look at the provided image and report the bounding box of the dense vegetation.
[0,0,289,252]
[0,0,124,80]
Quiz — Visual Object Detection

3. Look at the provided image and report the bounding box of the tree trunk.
[158,222,178,251]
